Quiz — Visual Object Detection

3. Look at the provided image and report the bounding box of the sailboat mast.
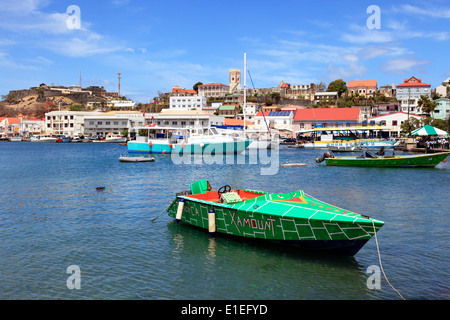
[243,52,247,136]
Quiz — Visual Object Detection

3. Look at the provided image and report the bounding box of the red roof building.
[293,107,361,132]
[171,85,197,96]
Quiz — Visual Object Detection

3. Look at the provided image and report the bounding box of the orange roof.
[293,108,360,121]
[172,85,196,94]
[348,80,377,88]
[6,117,21,124]
[224,118,254,126]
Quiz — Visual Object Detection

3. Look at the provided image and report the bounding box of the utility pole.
[117,72,122,97]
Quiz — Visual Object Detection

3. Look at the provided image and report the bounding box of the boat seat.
[220,192,242,204]
[190,180,212,194]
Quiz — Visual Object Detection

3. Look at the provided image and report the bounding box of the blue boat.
[127,126,252,154]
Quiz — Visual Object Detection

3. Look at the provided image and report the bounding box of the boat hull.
[127,139,252,154]
[305,140,399,149]
[167,190,383,256]
[325,152,450,167]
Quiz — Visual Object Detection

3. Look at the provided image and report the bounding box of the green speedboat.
[316,150,450,168]
[167,180,384,256]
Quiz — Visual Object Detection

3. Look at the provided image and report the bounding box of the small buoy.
[148,141,152,147]
[200,143,205,148]
[96,186,105,191]
[176,199,184,221]
[162,150,166,154]
[181,142,185,149]
[169,144,173,148]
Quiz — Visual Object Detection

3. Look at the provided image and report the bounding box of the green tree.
[193,82,203,92]
[400,117,422,135]
[327,79,347,97]
[417,95,437,116]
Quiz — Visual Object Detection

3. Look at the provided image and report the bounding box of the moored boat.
[316,150,450,168]
[119,155,155,162]
[127,126,252,154]
[30,134,58,143]
[166,180,384,256]
[8,135,23,142]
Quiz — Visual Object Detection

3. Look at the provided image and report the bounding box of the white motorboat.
[30,134,58,143]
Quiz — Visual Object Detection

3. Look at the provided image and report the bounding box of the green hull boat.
[321,151,450,168]
[167,180,384,256]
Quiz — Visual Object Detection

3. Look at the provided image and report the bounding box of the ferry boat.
[297,125,400,149]
[127,126,252,154]
[167,180,384,256]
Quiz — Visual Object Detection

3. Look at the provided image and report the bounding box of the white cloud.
[380,56,430,75]
[400,4,450,19]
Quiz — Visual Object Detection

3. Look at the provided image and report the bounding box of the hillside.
[0,94,74,118]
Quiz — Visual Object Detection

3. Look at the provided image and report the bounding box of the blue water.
[0,142,449,300]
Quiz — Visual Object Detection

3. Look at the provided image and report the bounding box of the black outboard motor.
[315,151,335,163]
[375,146,385,156]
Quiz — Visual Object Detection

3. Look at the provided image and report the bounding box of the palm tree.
[417,95,437,116]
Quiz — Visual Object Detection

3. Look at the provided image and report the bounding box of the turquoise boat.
[167,180,385,256]
[128,126,252,154]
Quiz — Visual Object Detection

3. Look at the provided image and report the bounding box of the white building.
[250,110,294,136]
[436,77,449,98]
[396,76,431,115]
[84,111,145,136]
[169,96,206,110]
[45,111,98,136]
[368,112,424,138]
[111,100,136,109]
[155,109,224,128]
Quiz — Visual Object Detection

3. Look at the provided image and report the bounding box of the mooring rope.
[371,218,405,300]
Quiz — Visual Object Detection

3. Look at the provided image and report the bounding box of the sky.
[0,0,449,103]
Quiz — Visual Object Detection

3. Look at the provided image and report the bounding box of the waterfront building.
[197,83,230,98]
[20,118,45,136]
[169,96,206,110]
[84,111,144,137]
[396,76,431,115]
[45,111,98,136]
[0,117,21,135]
[368,112,425,138]
[251,110,294,136]
[348,80,378,98]
[432,98,450,120]
[292,107,361,132]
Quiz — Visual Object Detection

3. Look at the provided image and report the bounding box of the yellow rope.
[371,219,406,300]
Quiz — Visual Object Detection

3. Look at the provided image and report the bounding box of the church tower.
[229,69,241,93]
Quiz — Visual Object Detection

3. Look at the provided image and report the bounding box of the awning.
[411,125,448,137]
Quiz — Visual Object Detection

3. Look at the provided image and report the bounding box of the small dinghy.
[119,155,155,162]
